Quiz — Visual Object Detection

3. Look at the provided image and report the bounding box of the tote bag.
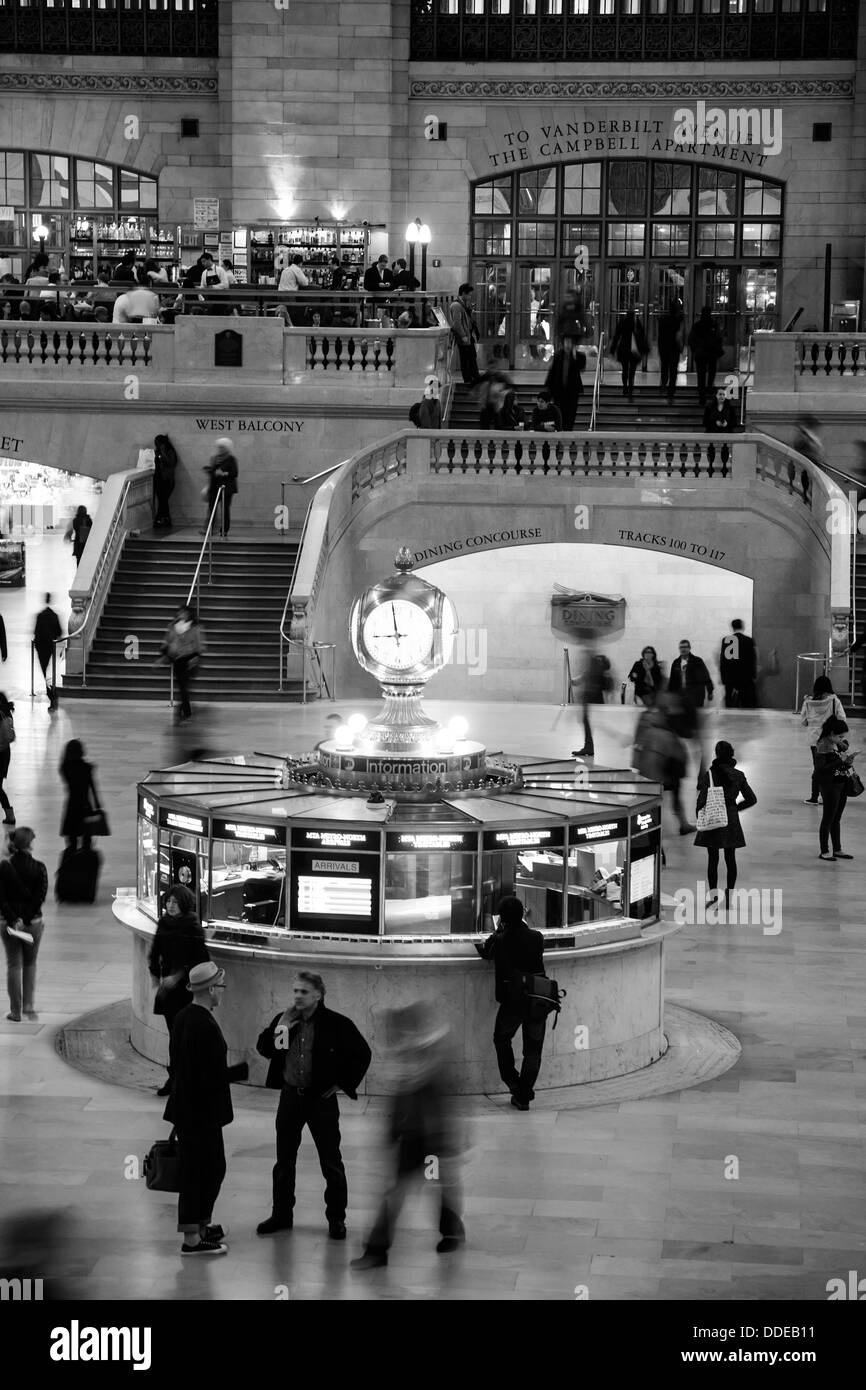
[696,769,729,833]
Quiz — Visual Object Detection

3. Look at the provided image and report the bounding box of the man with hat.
[255,971,371,1240]
[351,1001,465,1272]
[164,960,248,1256]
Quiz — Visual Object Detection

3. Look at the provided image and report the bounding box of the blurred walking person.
[632,693,693,835]
[610,307,647,399]
[203,437,238,537]
[627,646,664,707]
[658,300,684,403]
[0,692,15,826]
[64,505,93,568]
[351,1002,466,1271]
[148,882,210,1098]
[689,306,724,405]
[719,619,757,708]
[162,605,205,725]
[544,336,585,430]
[571,648,611,759]
[0,827,48,1022]
[801,675,846,805]
[33,593,63,713]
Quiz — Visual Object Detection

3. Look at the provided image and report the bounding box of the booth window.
[384,848,477,935]
[567,831,626,925]
[137,816,159,920]
[210,837,285,928]
[482,842,565,934]
[159,829,209,920]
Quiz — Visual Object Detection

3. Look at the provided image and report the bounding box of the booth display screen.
[158,807,209,919]
[567,818,629,925]
[629,809,661,920]
[289,828,380,935]
[210,818,286,928]
[384,830,477,935]
[482,826,565,933]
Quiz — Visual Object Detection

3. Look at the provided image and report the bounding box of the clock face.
[361,600,434,673]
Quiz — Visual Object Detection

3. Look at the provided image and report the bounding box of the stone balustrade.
[753,332,866,391]
[427,432,734,480]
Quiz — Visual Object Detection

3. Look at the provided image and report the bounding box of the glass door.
[472,261,513,370]
[515,262,556,369]
[648,263,689,371]
[740,266,779,373]
[604,263,646,356]
[698,266,739,371]
[559,264,598,346]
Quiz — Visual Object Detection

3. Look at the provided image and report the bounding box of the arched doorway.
[470,157,783,373]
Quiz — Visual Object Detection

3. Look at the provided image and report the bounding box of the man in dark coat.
[255,970,371,1240]
[205,437,238,537]
[544,337,586,430]
[362,254,393,294]
[153,434,178,529]
[0,613,6,664]
[719,619,757,708]
[476,896,546,1111]
[33,594,62,713]
[667,639,714,740]
[610,308,648,398]
[390,258,419,291]
[164,960,248,1256]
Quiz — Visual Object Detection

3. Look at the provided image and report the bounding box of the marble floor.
[0,589,864,1298]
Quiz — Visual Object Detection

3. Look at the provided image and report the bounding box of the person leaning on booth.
[476,896,546,1112]
[255,971,371,1241]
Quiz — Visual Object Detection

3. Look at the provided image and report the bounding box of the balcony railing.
[752,332,866,392]
[410,0,857,64]
[0,0,217,57]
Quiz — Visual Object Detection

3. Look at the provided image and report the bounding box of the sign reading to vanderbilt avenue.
[488,114,776,170]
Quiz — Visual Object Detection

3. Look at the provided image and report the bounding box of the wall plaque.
[551,586,626,636]
[214,330,242,368]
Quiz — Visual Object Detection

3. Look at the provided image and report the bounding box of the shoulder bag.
[153,971,184,1016]
[521,973,567,1029]
[696,769,729,833]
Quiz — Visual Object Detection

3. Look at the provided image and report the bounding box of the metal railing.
[278,496,336,702]
[168,486,223,711]
[69,466,153,687]
[739,333,754,428]
[589,331,605,432]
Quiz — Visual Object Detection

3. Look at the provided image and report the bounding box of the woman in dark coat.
[627,646,664,706]
[694,740,757,906]
[153,434,178,529]
[204,437,239,537]
[814,715,857,861]
[148,882,210,1096]
[65,506,93,567]
[59,739,101,852]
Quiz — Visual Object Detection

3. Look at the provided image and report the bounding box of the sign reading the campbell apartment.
[551,588,626,635]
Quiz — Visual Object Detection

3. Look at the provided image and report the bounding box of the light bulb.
[334,725,354,750]
[435,729,454,753]
[347,712,368,733]
[448,715,469,740]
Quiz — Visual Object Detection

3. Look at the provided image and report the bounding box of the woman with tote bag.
[694,740,757,909]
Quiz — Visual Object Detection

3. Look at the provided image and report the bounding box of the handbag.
[840,768,864,797]
[143,1128,181,1192]
[521,973,566,1029]
[630,331,641,359]
[153,971,184,1016]
[696,769,729,833]
[82,808,110,837]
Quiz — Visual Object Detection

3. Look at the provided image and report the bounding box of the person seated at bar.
[113,283,161,324]
[531,388,562,433]
[702,387,738,433]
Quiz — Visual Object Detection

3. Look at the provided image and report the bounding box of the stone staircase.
[62,532,302,701]
[448,378,709,432]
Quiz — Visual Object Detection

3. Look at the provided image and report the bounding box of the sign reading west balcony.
[551,586,626,636]
[214,330,242,368]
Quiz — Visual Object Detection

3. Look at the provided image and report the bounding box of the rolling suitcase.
[55,846,101,904]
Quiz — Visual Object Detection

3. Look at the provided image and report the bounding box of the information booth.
[118,751,674,1094]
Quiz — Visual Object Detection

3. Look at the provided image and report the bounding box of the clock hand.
[391,603,401,644]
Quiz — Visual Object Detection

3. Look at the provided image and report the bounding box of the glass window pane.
[517,221,556,255]
[139,177,158,211]
[474,178,512,215]
[473,221,512,256]
[120,169,140,208]
[742,222,781,257]
[518,167,557,216]
[562,221,601,256]
[607,221,645,256]
[384,851,477,936]
[608,160,647,216]
[743,178,782,216]
[563,162,601,215]
[696,221,735,256]
[29,154,70,209]
[652,162,691,215]
[697,168,737,216]
[651,221,691,256]
[0,153,25,206]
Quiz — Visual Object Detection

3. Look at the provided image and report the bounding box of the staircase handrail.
[589,330,605,431]
[440,337,460,424]
[66,464,154,687]
[739,333,754,427]
[186,486,225,612]
[279,465,343,694]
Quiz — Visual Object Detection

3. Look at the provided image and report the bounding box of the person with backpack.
[409,375,442,429]
[162,605,206,724]
[153,435,178,529]
[0,827,48,1022]
[64,505,93,567]
[476,895,546,1111]
[0,692,16,826]
[610,307,648,399]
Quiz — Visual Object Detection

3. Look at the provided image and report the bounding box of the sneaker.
[5,1012,21,1022]
[819,852,836,861]
[803,798,820,805]
[180,1239,227,1256]
[834,852,853,860]
[510,1096,530,1111]
[350,1250,388,1271]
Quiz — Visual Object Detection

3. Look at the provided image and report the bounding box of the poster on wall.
[193,197,220,231]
